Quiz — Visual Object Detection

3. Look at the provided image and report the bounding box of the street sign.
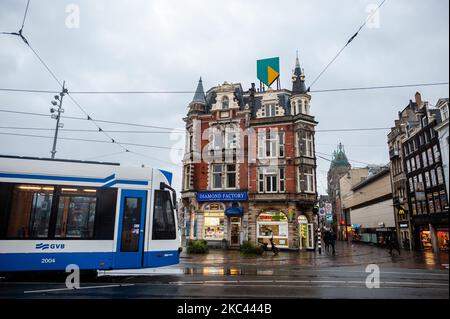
[319,208,326,216]
[326,214,333,222]
[257,57,280,87]
[325,203,332,215]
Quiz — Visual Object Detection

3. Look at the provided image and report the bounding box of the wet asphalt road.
[1,242,448,299]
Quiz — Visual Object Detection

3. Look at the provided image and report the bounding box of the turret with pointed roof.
[192,77,206,104]
[188,77,207,115]
[292,52,307,95]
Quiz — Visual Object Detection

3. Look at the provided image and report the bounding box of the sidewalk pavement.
[180,241,449,270]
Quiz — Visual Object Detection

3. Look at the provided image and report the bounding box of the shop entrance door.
[230,217,241,246]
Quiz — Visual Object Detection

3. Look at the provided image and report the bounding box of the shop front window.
[420,227,432,250]
[437,229,449,251]
[257,212,289,248]
[203,204,225,241]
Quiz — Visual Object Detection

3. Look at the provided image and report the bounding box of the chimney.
[415,92,422,107]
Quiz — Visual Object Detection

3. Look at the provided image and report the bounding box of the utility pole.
[50,81,67,159]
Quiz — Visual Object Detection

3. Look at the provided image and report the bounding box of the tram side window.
[55,188,97,238]
[94,188,117,240]
[152,190,176,240]
[5,184,54,238]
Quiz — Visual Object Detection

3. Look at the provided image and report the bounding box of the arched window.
[222,96,229,109]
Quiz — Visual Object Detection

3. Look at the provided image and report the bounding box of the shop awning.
[225,206,244,217]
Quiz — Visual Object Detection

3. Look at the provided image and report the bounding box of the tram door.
[115,190,147,268]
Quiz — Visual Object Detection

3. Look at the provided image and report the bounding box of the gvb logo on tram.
[35,243,66,250]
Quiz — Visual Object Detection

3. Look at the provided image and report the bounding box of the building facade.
[387,93,421,250]
[341,167,395,245]
[181,56,318,250]
[434,98,449,201]
[338,167,369,240]
[327,143,351,240]
[402,98,449,252]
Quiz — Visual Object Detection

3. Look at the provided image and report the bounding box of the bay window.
[298,167,315,193]
[296,130,314,157]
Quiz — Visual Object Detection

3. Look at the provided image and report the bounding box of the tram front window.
[6,185,53,238]
[152,190,176,240]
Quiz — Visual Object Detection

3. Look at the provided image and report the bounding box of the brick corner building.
[180,56,318,250]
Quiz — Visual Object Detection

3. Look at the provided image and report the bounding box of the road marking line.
[168,280,447,287]
[312,269,448,276]
[167,282,449,290]
[24,284,134,294]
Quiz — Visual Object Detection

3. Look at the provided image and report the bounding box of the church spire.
[292,52,307,95]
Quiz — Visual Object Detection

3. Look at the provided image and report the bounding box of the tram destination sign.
[197,191,248,202]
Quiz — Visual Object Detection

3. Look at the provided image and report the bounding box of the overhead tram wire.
[0,126,181,134]
[307,0,388,91]
[0,109,185,132]
[0,5,133,155]
[0,109,391,134]
[0,132,184,151]
[0,82,448,95]
[316,151,373,166]
[0,0,31,43]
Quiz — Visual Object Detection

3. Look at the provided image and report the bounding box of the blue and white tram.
[0,155,181,272]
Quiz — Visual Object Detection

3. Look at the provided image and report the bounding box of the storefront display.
[257,212,289,248]
[203,211,225,241]
[420,227,432,250]
[437,228,449,251]
[298,215,314,250]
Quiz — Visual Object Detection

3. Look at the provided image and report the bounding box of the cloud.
[0,0,448,195]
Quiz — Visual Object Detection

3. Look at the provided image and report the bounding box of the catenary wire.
[0,132,184,151]
[0,82,448,95]
[307,0,387,90]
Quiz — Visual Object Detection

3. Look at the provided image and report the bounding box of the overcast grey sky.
[0,0,448,195]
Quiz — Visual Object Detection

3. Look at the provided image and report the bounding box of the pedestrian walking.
[324,230,330,253]
[386,233,401,256]
[269,235,279,255]
[329,229,336,256]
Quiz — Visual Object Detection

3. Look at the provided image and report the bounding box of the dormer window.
[222,96,229,109]
[265,104,276,117]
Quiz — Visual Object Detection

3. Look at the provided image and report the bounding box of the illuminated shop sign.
[197,191,248,202]
[257,212,288,222]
